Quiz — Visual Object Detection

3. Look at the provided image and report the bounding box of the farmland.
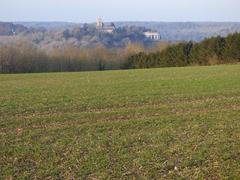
[1,64,240,179]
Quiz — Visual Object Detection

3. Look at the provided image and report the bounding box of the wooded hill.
[0,22,151,49]
[14,21,240,41]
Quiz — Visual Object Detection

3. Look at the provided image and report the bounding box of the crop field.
[1,64,240,179]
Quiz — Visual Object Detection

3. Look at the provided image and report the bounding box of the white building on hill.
[144,31,161,41]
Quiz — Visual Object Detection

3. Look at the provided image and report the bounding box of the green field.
[1,64,240,179]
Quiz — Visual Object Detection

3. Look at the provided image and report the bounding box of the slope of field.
[1,64,240,179]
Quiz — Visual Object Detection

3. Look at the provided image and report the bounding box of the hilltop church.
[96,18,161,41]
[96,18,116,33]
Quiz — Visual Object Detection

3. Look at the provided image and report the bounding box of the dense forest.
[125,33,240,69]
[0,33,239,73]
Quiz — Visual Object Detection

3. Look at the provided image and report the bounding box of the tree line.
[0,33,239,73]
[0,39,150,73]
[125,33,240,69]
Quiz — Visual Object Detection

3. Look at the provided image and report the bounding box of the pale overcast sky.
[1,0,240,22]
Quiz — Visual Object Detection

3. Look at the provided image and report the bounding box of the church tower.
[96,18,104,29]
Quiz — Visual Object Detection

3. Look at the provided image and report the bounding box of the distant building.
[96,18,115,33]
[11,29,16,36]
[144,31,161,41]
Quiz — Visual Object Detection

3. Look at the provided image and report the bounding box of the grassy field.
[1,64,240,179]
